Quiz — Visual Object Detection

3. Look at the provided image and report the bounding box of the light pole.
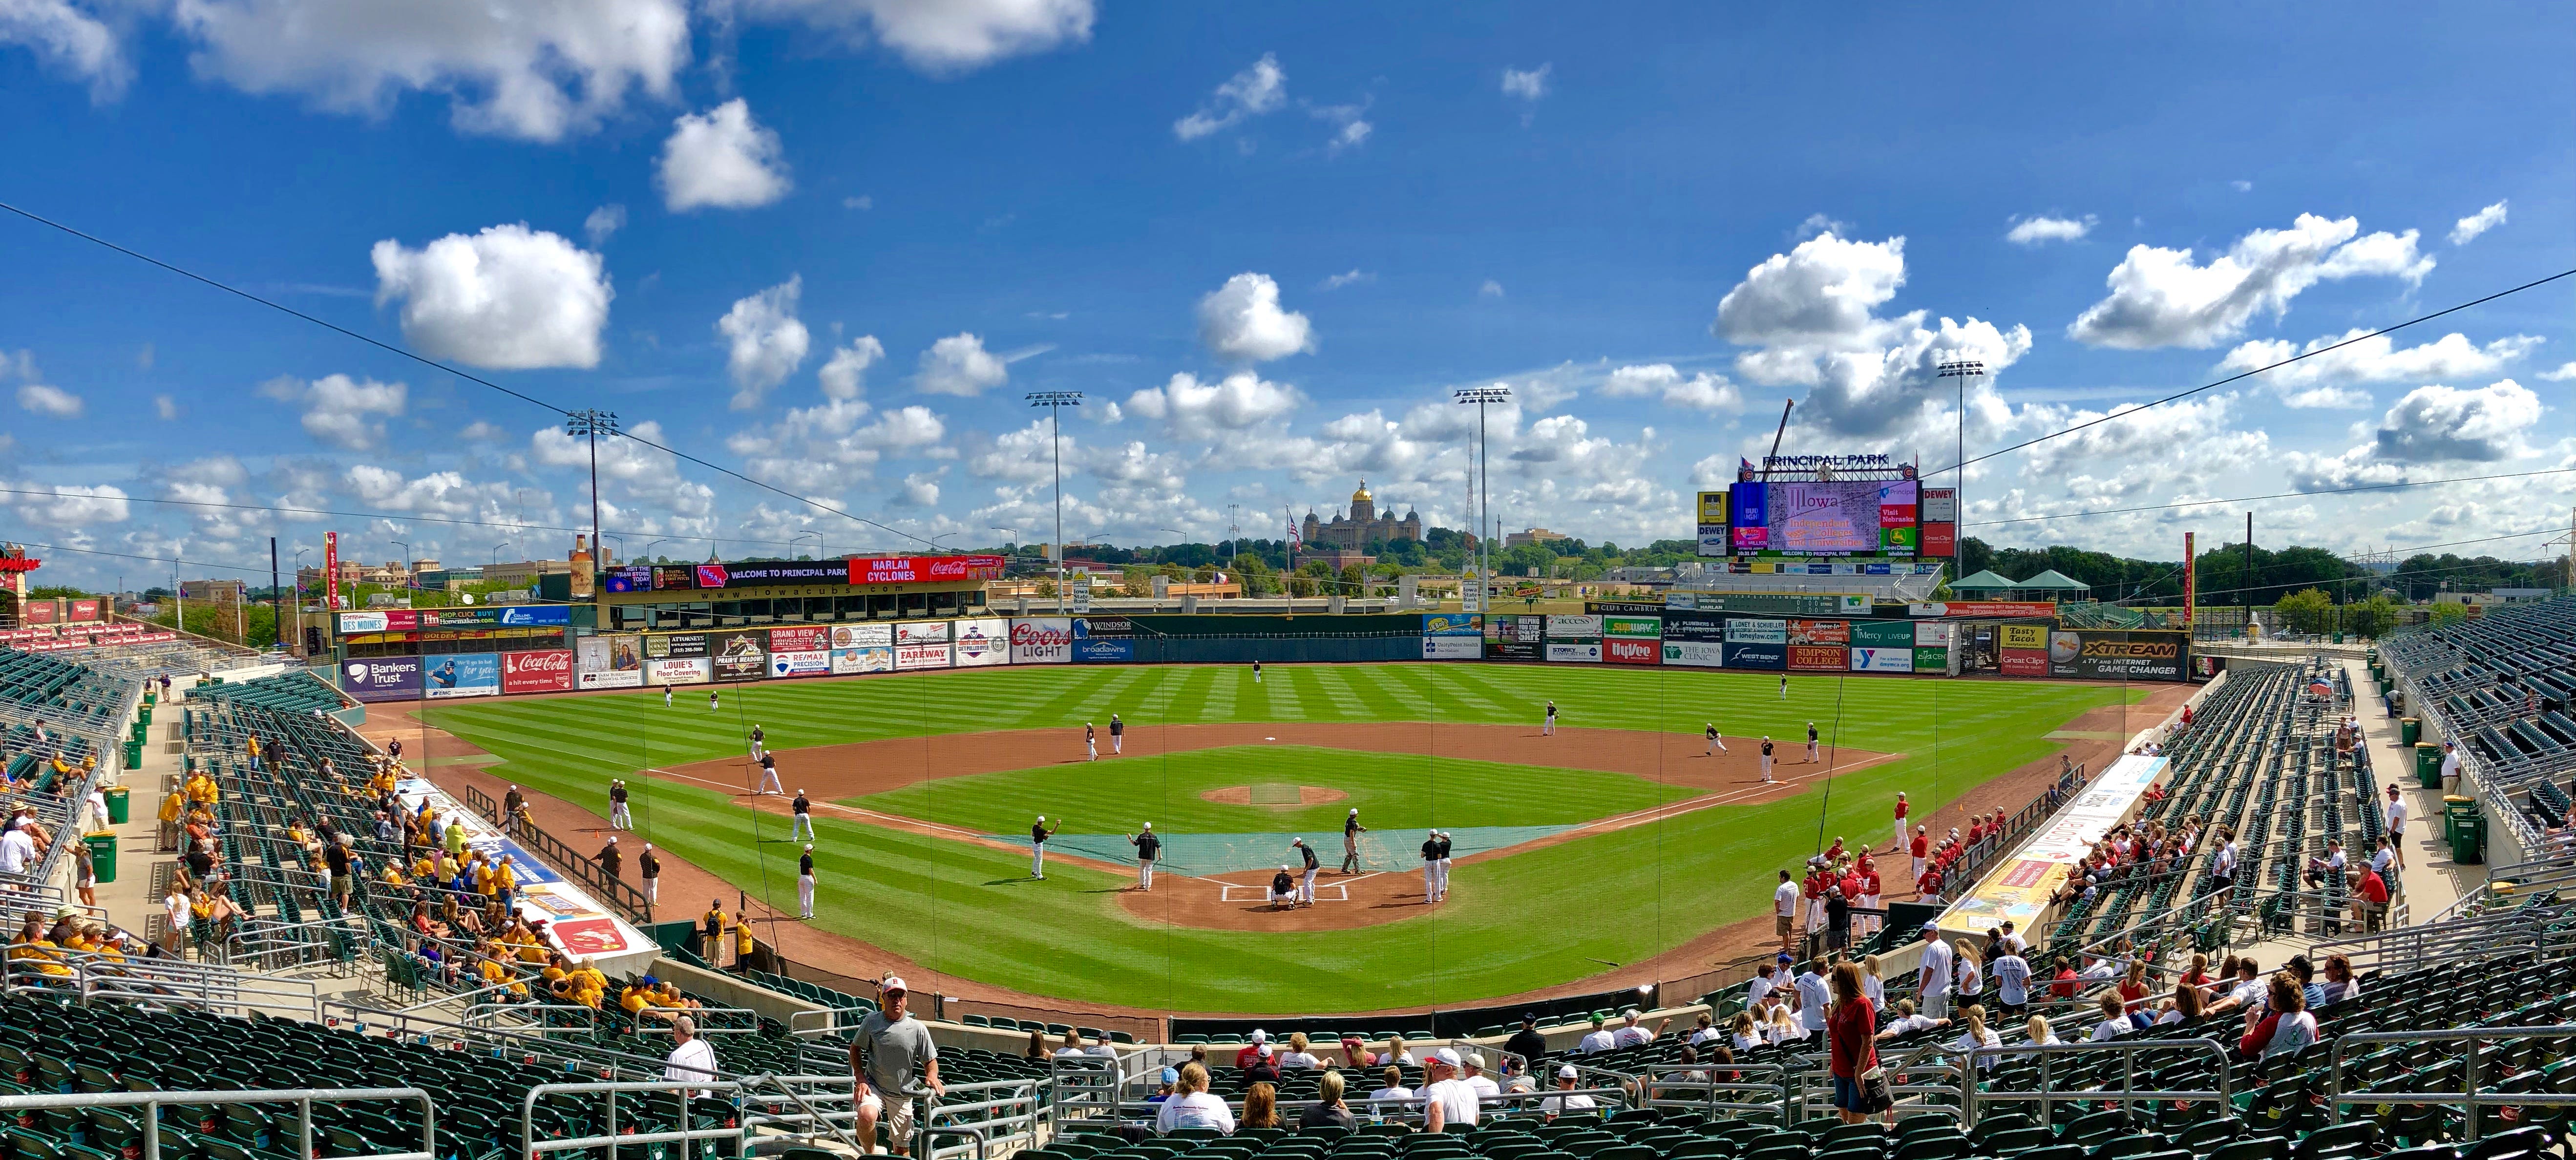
[990,527,1017,554]
[1026,391,1083,612]
[790,530,821,560]
[1454,384,1512,612]
[601,534,624,569]
[646,538,675,566]
[565,410,621,584]
[492,542,513,567]
[1936,360,1984,563]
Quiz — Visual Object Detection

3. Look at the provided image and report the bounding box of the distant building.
[1503,527,1571,549]
[484,559,572,588]
[178,579,248,603]
[2492,588,2555,603]
[1301,481,1422,550]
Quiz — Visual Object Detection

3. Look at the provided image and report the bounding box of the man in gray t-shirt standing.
[850,976,944,1155]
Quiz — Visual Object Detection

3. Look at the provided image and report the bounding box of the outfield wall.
[331,610,2190,702]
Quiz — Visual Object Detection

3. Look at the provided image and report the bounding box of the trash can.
[143,690,155,706]
[2444,799,2484,864]
[84,832,117,885]
[104,786,129,825]
[2415,742,2443,788]
[2400,717,2422,746]
[121,739,142,770]
[2333,633,2344,644]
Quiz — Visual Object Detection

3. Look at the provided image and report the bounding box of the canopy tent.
[1949,569,2016,594]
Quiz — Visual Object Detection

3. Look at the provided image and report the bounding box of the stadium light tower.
[565,409,621,585]
[1936,361,1984,552]
[1454,384,1513,609]
[1026,391,1084,611]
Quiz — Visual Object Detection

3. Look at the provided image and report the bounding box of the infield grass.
[421,662,2140,1013]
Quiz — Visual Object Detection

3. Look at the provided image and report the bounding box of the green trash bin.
[84,832,116,885]
[2333,633,2345,644]
[2416,742,2443,788]
[137,705,150,727]
[122,739,142,770]
[2401,717,2422,746]
[104,786,128,825]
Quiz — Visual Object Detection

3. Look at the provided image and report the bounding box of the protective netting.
[1006,824,1577,876]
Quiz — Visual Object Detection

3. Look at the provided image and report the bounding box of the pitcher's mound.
[1200,784,1350,807]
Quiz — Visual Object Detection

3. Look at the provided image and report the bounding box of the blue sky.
[2,1,2572,588]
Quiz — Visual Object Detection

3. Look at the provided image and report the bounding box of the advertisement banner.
[1850,620,1914,648]
[1073,616,1131,637]
[2048,630,2188,681]
[648,656,712,686]
[646,632,708,659]
[1942,756,2165,932]
[1722,641,1787,670]
[1999,624,2050,650]
[1850,646,1912,674]
[1009,617,1073,664]
[324,529,338,611]
[897,620,953,645]
[343,656,423,702]
[577,635,645,689]
[501,649,575,694]
[849,555,1010,584]
[1787,619,1850,646]
[1921,487,1956,524]
[1914,646,1950,673]
[1072,637,1133,663]
[769,650,830,677]
[1484,614,1543,660]
[1661,612,1726,641]
[710,631,766,681]
[652,566,699,591]
[768,626,829,654]
[1603,615,1661,638]
[1919,601,2061,620]
[1422,635,1483,660]
[1915,621,1958,647]
[424,653,502,698]
[2182,531,2196,629]
[66,598,99,622]
[1921,522,1956,557]
[602,566,653,592]
[830,623,892,648]
[339,611,391,634]
[1999,649,2048,676]
[896,642,952,671]
[1545,614,1604,639]
[952,617,1010,667]
[1725,617,1788,644]
[1603,636,1660,665]
[1788,645,1847,672]
[1422,612,1484,636]
[21,601,57,625]
[1544,641,1603,663]
[1663,640,1726,668]
[692,560,853,589]
[831,643,894,673]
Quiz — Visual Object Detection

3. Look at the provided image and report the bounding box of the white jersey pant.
[1112,734,1122,754]
[1138,860,1154,889]
[1436,858,1452,899]
[1300,866,1319,903]
[1708,736,1727,754]
[759,768,782,795]
[1860,893,1880,933]
[1032,844,1046,876]
[1760,755,1774,781]
[1807,897,1825,928]
[1807,743,1819,761]
[792,814,814,841]
[644,876,658,904]
[1895,818,1908,849]
[1087,738,1097,760]
[1423,861,1439,899]
[1542,715,1556,736]
[797,874,815,918]
[611,803,631,829]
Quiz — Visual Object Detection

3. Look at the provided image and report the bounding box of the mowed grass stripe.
[427,664,2140,1012]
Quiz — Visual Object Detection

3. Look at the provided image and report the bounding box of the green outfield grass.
[421,662,2141,1013]
[854,744,1687,835]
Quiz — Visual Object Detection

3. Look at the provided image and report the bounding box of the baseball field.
[419,661,2146,1014]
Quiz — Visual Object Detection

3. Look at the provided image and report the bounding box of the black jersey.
[1299,844,1318,870]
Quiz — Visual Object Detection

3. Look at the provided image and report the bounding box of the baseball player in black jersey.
[1760,737,1775,783]
[1030,815,1057,879]
[790,790,813,841]
[1128,823,1159,890]
[1341,808,1367,874]
[1292,837,1320,906]
[1805,721,1820,763]
[1420,831,1441,903]
[797,844,816,918]
[1435,830,1454,901]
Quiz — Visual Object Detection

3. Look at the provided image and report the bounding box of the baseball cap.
[1433,1048,1461,1068]
[1258,1044,1273,1058]
[1557,1065,1579,1079]
[1293,838,1304,845]
[1161,1067,1180,1084]
[1521,1012,1538,1025]
[1350,807,1359,814]
[1249,1028,1267,1043]
[1465,1052,1486,1069]
[881,976,908,994]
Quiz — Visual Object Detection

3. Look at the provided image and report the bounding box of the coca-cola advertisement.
[1009,617,1072,664]
[501,649,575,694]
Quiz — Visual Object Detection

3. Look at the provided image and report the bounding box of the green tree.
[2274,587,2336,634]
[2348,594,2400,638]
[1338,564,1366,594]
[1121,571,1152,598]
[2429,602,2470,628]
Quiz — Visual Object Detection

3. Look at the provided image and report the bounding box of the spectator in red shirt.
[2356,866,2391,932]
[2116,961,2152,1012]
[1235,1030,1270,1069]
[2049,956,2081,1001]
[1826,961,1880,1124]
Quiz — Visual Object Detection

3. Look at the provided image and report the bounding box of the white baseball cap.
[1433,1048,1461,1068]
[1142,822,1152,829]
[1292,838,1305,846]
[1557,1065,1579,1079]
[1249,1029,1267,1043]
[1037,815,1045,822]
[1350,808,1358,815]
[1257,1044,1273,1058]
[881,976,908,994]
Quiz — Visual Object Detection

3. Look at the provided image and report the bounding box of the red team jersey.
[1910,833,1930,858]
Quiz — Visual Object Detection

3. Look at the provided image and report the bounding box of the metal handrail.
[2,943,326,1018]
[0,1085,434,1160]
[2329,1024,2576,1140]
[461,781,654,923]
[1639,1059,1795,1119]
[521,1075,857,1159]
[1958,1036,2233,1127]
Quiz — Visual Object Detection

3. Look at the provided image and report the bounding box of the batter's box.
[1218,873,1378,904]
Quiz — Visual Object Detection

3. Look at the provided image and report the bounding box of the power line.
[0,198,940,550]
[1928,266,2576,479]
[1965,466,2576,530]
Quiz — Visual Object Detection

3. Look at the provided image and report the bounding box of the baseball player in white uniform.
[1293,838,1321,906]
[1805,859,1827,930]
[1542,701,1558,737]
[1804,722,1820,763]
[1706,722,1728,755]
[1892,792,1910,851]
[1420,831,1441,904]
[1759,738,1775,783]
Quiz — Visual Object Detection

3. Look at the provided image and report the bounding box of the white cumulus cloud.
[258,372,408,450]
[2069,213,2433,349]
[1197,272,1313,363]
[732,0,1093,74]
[2367,379,2543,464]
[1599,364,1743,413]
[0,0,128,99]
[2449,200,2508,246]
[2005,214,2094,246]
[169,0,691,142]
[1125,371,1303,441]
[1501,63,1550,102]
[1174,52,1285,141]
[370,223,612,369]
[4,480,128,528]
[584,203,625,245]
[659,98,792,212]
[916,333,1008,396]
[818,337,886,401]
[2216,329,2542,409]
[716,275,810,409]
[15,383,83,418]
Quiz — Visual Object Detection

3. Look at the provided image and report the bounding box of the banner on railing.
[393,776,653,973]
[1938,754,2166,936]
